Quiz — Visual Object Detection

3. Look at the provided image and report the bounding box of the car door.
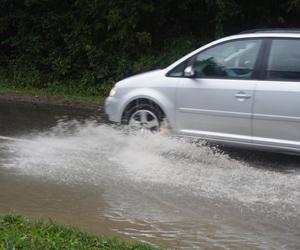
[252,38,300,150]
[174,38,263,143]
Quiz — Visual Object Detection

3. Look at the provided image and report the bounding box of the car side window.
[193,39,262,79]
[167,61,187,77]
[266,39,300,81]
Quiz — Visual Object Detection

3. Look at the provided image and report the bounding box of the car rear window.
[267,39,300,81]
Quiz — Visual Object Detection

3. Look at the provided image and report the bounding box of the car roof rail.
[239,28,300,34]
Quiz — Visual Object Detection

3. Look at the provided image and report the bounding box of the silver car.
[105,29,300,154]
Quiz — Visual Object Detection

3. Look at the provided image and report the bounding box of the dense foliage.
[1,0,300,96]
[0,214,158,249]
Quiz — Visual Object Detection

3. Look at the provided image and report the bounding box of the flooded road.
[0,101,300,249]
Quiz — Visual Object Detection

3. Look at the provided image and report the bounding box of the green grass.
[0,84,106,106]
[0,214,159,250]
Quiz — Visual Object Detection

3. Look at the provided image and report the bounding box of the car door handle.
[235,92,251,100]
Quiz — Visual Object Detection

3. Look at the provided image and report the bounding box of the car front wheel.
[122,102,164,132]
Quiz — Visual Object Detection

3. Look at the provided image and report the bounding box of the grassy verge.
[0,84,106,106]
[0,214,159,250]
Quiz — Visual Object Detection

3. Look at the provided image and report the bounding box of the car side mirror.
[184,65,195,78]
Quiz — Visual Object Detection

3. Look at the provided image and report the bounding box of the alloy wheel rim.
[128,110,160,131]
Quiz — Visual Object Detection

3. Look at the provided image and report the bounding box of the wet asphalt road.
[0,100,300,249]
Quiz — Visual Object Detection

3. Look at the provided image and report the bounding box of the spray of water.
[2,119,300,218]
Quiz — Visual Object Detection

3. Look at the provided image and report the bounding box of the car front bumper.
[104,97,122,123]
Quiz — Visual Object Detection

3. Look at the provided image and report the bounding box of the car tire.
[122,102,164,132]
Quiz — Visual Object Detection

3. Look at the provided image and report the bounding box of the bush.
[0,1,300,97]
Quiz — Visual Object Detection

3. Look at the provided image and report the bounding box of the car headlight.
[109,87,116,97]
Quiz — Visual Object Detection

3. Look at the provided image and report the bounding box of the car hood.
[116,69,164,87]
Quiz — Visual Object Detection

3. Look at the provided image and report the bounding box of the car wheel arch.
[121,97,164,119]
[118,86,177,128]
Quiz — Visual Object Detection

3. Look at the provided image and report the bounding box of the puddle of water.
[1,120,300,249]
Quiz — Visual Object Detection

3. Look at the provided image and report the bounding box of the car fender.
[119,87,176,127]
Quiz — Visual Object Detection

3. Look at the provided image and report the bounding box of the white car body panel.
[105,32,300,154]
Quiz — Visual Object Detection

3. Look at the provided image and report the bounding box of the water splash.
[2,119,300,217]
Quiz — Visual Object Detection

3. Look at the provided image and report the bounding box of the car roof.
[225,32,300,42]
[239,28,300,34]
[234,29,300,39]
[225,31,300,40]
